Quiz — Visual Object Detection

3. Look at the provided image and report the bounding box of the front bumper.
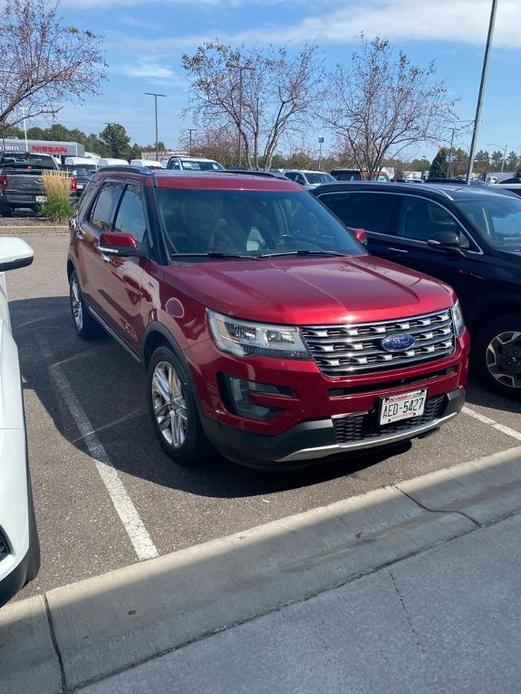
[203,387,465,468]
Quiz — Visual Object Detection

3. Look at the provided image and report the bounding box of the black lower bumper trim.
[0,551,29,608]
[203,387,465,469]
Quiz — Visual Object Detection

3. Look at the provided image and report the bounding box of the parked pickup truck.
[0,151,75,216]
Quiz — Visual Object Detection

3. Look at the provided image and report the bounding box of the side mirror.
[0,237,33,272]
[350,227,368,245]
[99,232,146,257]
[427,232,461,250]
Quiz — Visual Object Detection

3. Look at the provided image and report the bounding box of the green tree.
[506,151,518,172]
[474,150,490,178]
[429,148,449,178]
[129,143,142,160]
[99,123,130,159]
[490,150,503,169]
[409,157,430,173]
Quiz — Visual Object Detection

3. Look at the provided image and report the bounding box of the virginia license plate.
[379,389,427,425]
[35,195,47,203]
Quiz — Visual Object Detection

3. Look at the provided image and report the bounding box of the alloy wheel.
[486,330,521,390]
[152,361,188,448]
[71,277,83,331]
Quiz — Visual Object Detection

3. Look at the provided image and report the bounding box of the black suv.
[313,182,521,399]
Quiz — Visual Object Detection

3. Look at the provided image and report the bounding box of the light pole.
[19,107,28,151]
[447,119,474,178]
[466,0,498,184]
[487,142,508,176]
[318,136,324,171]
[144,92,167,161]
[187,128,197,156]
[103,122,113,157]
[227,63,253,167]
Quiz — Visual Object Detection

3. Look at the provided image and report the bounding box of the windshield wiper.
[259,249,348,258]
[170,252,258,260]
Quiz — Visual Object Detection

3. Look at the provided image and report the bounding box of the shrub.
[40,170,74,222]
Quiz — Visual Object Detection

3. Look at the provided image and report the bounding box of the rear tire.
[147,346,214,465]
[474,315,521,400]
[69,270,100,339]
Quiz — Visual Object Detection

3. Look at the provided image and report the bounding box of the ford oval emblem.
[381,333,416,352]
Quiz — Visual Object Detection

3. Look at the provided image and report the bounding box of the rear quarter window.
[318,192,396,234]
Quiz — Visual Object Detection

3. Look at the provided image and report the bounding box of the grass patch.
[40,170,74,222]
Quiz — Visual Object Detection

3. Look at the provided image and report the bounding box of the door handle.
[388,247,408,254]
[100,253,111,263]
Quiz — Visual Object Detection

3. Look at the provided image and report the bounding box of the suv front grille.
[301,309,455,376]
[334,395,446,443]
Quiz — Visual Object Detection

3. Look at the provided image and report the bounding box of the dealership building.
[0,137,86,160]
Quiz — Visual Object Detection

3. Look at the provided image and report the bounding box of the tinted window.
[114,185,147,243]
[458,196,521,253]
[398,198,461,241]
[333,171,362,181]
[285,172,298,181]
[156,189,364,259]
[319,192,396,234]
[306,173,335,184]
[180,159,224,171]
[90,182,124,231]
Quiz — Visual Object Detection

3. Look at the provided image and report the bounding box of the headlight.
[452,300,465,337]
[207,309,309,358]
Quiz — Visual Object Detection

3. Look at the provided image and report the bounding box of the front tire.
[147,346,213,465]
[69,270,99,339]
[474,315,521,400]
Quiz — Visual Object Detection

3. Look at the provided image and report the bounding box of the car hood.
[167,255,455,325]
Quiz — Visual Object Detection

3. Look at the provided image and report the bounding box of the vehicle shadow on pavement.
[12,296,414,499]
[465,380,521,415]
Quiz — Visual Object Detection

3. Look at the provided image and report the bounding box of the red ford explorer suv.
[67,168,468,469]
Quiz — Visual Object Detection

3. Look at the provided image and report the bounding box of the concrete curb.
[1,445,521,693]
[0,226,68,235]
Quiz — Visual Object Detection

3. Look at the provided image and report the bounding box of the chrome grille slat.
[302,309,456,376]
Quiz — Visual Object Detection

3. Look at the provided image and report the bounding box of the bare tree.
[0,0,106,127]
[179,125,238,168]
[322,37,456,179]
[182,41,321,170]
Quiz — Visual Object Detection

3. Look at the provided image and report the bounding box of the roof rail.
[95,165,154,175]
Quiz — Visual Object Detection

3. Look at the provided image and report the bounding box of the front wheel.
[69,270,99,339]
[147,346,214,465]
[474,315,521,400]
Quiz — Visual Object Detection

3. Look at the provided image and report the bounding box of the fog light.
[219,375,292,421]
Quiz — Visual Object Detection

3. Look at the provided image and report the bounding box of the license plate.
[35,195,47,203]
[77,184,84,190]
[379,389,427,425]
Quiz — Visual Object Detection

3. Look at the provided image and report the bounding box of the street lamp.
[487,142,508,175]
[226,62,254,167]
[19,107,28,152]
[144,92,167,161]
[447,119,474,178]
[187,128,197,157]
[103,122,113,157]
[466,0,498,184]
[318,136,324,171]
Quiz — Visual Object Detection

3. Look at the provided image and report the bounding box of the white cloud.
[118,61,183,84]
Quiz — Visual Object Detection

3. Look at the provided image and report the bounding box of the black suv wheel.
[474,315,521,399]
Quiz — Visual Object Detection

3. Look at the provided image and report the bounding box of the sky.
[32,0,521,160]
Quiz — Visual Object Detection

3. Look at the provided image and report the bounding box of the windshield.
[156,189,364,260]
[0,153,57,170]
[458,196,521,253]
[306,173,335,184]
[181,159,224,171]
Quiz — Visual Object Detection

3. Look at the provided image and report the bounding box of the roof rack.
[95,165,154,175]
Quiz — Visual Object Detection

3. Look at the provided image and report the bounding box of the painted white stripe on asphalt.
[36,334,158,562]
[463,406,521,442]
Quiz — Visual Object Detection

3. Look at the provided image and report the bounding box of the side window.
[173,160,181,170]
[398,198,464,243]
[285,172,297,181]
[90,183,124,231]
[296,174,306,186]
[318,192,396,234]
[113,185,148,243]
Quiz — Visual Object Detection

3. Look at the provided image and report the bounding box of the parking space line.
[462,406,521,442]
[36,334,159,562]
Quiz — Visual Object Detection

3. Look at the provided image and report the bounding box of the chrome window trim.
[316,189,484,255]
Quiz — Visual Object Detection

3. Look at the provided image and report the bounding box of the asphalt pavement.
[7,234,521,600]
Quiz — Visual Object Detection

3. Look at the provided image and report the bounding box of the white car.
[166,156,224,171]
[284,170,336,189]
[0,238,39,607]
